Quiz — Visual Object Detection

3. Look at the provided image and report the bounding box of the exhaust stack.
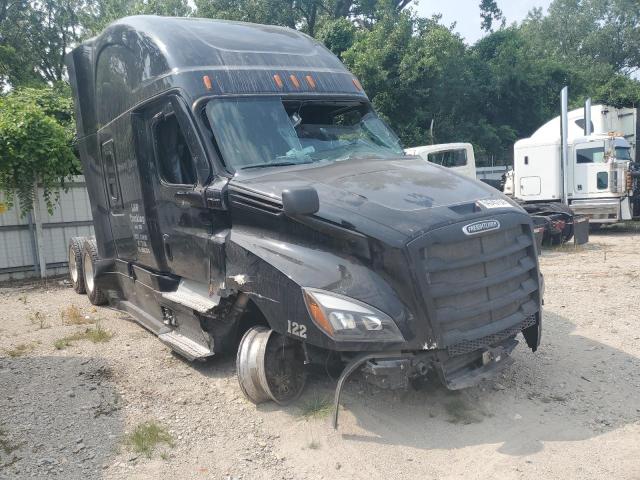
[561,86,569,204]
[584,98,592,135]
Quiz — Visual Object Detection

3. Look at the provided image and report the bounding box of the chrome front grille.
[408,215,540,348]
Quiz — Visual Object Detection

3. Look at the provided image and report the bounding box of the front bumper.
[331,333,524,429]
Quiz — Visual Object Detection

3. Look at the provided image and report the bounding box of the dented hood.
[231,156,519,238]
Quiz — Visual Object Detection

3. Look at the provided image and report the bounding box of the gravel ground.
[1,226,639,479]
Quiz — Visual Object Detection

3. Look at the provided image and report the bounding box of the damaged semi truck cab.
[66,16,543,421]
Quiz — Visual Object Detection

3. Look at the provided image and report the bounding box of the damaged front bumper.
[332,335,519,429]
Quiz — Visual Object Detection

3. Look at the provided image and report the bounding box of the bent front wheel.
[236,326,306,405]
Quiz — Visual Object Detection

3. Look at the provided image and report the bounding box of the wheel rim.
[237,328,306,405]
[237,327,272,404]
[83,253,94,293]
[259,332,306,404]
[69,247,78,283]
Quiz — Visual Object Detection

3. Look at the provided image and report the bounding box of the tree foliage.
[0,85,79,213]
[479,0,504,32]
[194,0,412,35]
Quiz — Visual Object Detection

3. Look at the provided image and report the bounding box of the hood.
[230,156,521,238]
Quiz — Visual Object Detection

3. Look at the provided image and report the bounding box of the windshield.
[615,146,632,161]
[205,98,403,170]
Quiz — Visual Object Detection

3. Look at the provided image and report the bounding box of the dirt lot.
[1,226,640,480]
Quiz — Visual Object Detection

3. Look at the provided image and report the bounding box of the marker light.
[303,288,404,342]
[273,74,284,89]
[202,75,213,91]
[352,78,363,91]
[289,74,300,89]
[305,75,316,89]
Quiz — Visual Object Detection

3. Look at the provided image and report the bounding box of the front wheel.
[236,326,306,405]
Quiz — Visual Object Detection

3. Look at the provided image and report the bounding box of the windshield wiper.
[241,161,311,170]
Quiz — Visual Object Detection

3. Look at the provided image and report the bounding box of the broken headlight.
[302,288,404,342]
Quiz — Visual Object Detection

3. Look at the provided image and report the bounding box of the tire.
[68,237,86,294]
[236,326,306,405]
[82,238,107,306]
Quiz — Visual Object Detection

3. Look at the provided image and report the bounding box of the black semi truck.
[66,16,543,427]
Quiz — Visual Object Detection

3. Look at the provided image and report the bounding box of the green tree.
[194,0,413,35]
[342,12,483,148]
[479,0,504,32]
[0,0,42,88]
[316,17,357,57]
[522,0,640,75]
[89,0,192,33]
[0,85,79,214]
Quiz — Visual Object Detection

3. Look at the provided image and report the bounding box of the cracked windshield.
[205,98,404,170]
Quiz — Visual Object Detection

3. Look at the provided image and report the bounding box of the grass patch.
[60,305,93,325]
[29,311,49,330]
[5,343,35,358]
[84,323,113,343]
[307,439,321,450]
[548,242,588,254]
[53,338,72,350]
[299,395,333,420]
[444,396,484,425]
[53,323,113,350]
[124,422,174,458]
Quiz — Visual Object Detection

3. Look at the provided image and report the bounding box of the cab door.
[572,141,609,196]
[140,95,216,283]
[99,136,137,260]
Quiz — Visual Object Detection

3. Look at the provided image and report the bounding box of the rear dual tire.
[68,237,86,294]
[82,239,107,306]
[68,236,107,306]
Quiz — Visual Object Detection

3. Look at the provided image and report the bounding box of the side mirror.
[282,187,319,216]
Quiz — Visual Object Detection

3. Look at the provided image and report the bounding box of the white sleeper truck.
[509,98,639,226]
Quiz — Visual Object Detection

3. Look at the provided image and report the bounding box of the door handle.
[163,233,173,261]
[174,189,204,207]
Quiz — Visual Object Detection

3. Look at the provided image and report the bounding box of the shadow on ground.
[193,310,640,457]
[328,311,639,454]
[0,355,123,479]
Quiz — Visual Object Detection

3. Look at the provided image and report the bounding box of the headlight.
[302,288,404,342]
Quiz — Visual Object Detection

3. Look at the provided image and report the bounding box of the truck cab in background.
[405,143,476,180]
[511,103,640,225]
[405,143,509,191]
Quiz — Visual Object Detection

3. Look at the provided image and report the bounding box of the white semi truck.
[506,96,639,226]
[404,143,507,189]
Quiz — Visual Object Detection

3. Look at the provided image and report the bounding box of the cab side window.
[576,146,605,164]
[154,113,197,185]
[427,149,467,167]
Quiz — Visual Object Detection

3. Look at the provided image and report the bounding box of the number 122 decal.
[287,320,307,339]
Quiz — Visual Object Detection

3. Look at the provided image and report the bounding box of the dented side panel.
[224,228,413,351]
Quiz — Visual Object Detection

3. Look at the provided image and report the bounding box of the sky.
[414,0,554,44]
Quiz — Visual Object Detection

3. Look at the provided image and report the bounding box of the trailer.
[66,16,544,427]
